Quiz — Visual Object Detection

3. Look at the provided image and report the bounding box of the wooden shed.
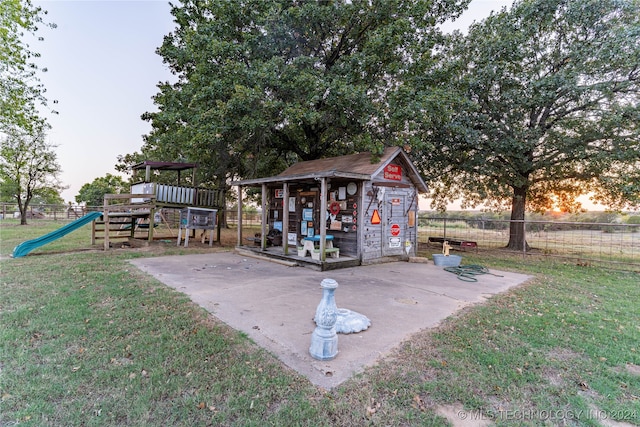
[233,147,428,269]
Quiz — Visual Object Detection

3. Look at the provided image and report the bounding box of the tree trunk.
[506,186,529,251]
[216,180,229,229]
[18,197,28,225]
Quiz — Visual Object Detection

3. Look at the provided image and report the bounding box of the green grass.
[1,220,639,426]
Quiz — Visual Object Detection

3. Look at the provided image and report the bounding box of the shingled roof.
[233,146,428,193]
[278,147,396,177]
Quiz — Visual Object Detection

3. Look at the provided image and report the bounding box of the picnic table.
[301,235,340,260]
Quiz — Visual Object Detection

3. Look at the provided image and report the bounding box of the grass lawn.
[1,219,639,426]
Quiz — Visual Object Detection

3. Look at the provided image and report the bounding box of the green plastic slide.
[12,211,103,258]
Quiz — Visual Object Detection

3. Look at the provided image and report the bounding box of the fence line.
[225,211,262,227]
[420,216,639,270]
[0,203,102,220]
[0,203,264,227]
[2,203,637,270]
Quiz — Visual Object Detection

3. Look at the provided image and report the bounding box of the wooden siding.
[360,160,420,263]
[267,181,361,257]
[325,180,360,257]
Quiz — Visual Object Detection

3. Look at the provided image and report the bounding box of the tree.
[409,0,640,250]
[75,174,128,207]
[0,0,56,133]
[0,127,65,224]
[29,187,64,206]
[126,0,470,189]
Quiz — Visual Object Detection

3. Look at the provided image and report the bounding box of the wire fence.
[2,203,638,270]
[0,203,102,220]
[0,203,263,225]
[419,216,639,271]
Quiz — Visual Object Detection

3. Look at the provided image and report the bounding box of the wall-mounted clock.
[346,182,357,195]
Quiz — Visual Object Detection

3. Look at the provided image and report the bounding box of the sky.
[32,0,513,205]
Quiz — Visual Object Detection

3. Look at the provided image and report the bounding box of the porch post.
[282,182,289,255]
[261,183,268,250]
[237,186,243,246]
[148,201,155,242]
[319,177,327,261]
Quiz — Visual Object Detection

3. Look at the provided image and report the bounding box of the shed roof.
[233,147,428,193]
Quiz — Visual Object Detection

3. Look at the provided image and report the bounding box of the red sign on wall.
[384,164,402,181]
[390,223,401,236]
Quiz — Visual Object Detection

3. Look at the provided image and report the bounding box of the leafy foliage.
[123,0,470,188]
[0,0,56,133]
[28,186,64,206]
[75,173,128,207]
[0,127,65,224]
[408,0,640,248]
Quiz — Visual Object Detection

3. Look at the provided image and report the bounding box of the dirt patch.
[542,366,567,387]
[546,347,582,362]
[620,363,640,376]
[434,403,492,427]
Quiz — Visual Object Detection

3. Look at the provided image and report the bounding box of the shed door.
[382,193,405,256]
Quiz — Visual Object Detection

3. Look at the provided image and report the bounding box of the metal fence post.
[443,217,447,241]
[523,220,527,259]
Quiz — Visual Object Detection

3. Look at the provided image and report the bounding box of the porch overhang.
[231,171,372,188]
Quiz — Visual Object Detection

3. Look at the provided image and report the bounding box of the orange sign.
[371,209,381,224]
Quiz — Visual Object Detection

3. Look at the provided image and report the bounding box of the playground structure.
[11,162,226,256]
[93,161,225,250]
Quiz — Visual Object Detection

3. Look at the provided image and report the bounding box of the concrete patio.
[130,251,531,389]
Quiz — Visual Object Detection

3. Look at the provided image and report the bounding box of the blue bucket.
[432,254,462,267]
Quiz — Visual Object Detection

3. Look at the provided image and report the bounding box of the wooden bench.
[427,236,478,252]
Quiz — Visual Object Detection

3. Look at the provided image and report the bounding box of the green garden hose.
[443,265,504,282]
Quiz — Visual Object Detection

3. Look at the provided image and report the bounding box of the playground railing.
[130,183,224,209]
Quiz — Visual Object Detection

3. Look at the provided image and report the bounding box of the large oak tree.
[409,0,640,250]
[123,0,469,189]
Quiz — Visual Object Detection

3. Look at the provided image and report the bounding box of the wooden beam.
[237,186,243,247]
[261,183,267,250]
[282,182,289,255]
[320,177,327,261]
